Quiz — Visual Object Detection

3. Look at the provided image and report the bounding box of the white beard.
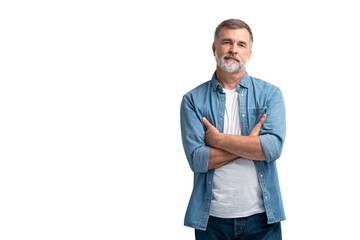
[215,51,247,73]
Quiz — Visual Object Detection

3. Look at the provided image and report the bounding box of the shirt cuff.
[192,145,211,173]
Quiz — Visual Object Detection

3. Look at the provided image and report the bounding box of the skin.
[212,27,252,89]
[204,27,266,170]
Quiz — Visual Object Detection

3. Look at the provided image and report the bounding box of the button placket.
[217,92,225,133]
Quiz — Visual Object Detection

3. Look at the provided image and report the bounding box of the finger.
[202,117,213,129]
[258,114,267,125]
[253,124,261,132]
[254,114,266,129]
[249,114,267,136]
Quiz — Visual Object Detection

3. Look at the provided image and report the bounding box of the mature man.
[180,19,286,239]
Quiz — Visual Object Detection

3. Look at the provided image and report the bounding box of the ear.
[212,43,216,56]
[247,50,252,61]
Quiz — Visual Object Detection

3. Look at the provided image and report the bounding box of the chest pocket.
[249,106,267,130]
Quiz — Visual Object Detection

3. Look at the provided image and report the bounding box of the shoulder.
[249,75,280,91]
[183,80,212,101]
[248,75,283,97]
[247,75,284,106]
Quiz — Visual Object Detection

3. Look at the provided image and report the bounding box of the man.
[180,19,286,239]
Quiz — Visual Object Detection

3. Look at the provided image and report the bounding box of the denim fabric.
[195,213,282,240]
[180,72,286,230]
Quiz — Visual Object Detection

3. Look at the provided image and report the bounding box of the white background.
[1,0,359,239]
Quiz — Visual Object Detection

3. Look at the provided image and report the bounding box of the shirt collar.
[210,71,250,92]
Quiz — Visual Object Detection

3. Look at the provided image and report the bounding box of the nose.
[229,44,238,55]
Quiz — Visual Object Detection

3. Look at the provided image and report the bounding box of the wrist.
[214,133,224,148]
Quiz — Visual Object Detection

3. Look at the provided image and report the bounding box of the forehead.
[218,27,251,43]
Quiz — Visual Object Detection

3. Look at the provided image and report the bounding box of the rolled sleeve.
[258,88,286,162]
[180,95,210,173]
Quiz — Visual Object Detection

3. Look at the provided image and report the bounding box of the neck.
[215,66,247,90]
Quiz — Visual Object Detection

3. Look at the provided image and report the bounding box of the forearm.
[208,147,238,170]
[215,134,266,161]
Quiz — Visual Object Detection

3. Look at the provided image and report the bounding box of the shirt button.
[208,181,211,185]
[265,196,268,200]
[241,94,244,97]
[242,114,245,118]
[219,117,223,121]
[260,174,263,177]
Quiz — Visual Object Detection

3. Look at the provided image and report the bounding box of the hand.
[202,117,221,147]
[249,114,267,136]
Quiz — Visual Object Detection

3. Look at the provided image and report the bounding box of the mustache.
[223,54,241,62]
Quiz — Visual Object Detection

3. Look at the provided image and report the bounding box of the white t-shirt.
[209,88,265,218]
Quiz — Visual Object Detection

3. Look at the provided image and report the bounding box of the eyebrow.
[221,38,248,46]
[221,38,233,43]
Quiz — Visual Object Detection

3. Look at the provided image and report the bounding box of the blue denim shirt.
[180,72,286,230]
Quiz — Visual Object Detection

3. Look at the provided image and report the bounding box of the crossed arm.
[203,114,267,170]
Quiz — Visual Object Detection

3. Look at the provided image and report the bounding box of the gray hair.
[214,19,253,49]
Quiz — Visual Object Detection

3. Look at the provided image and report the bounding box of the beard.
[215,51,247,73]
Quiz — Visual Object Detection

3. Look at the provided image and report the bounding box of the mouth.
[224,57,239,62]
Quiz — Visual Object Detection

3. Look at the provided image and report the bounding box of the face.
[213,27,252,73]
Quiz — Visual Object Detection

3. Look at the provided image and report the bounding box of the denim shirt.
[180,72,286,230]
